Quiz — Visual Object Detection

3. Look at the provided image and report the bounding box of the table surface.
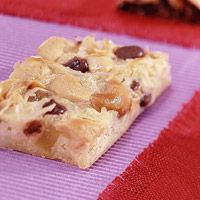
[0,14,200,200]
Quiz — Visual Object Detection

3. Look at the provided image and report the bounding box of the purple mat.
[0,15,200,200]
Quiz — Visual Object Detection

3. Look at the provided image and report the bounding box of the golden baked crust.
[0,36,171,168]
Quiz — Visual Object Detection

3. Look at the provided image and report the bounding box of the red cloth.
[98,91,200,200]
[0,0,200,47]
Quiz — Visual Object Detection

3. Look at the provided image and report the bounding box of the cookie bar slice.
[118,0,200,23]
[0,36,171,169]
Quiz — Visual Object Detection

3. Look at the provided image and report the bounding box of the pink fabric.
[0,15,200,199]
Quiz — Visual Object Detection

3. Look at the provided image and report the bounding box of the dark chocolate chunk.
[119,1,160,15]
[131,80,140,91]
[28,90,49,102]
[24,120,42,135]
[140,93,152,107]
[63,57,89,73]
[43,99,66,115]
[114,46,144,59]
[118,1,174,17]
[118,0,200,23]
[183,0,200,22]
[76,40,82,45]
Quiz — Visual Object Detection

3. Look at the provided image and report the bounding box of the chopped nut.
[0,80,15,101]
[28,90,49,102]
[48,73,93,102]
[10,57,52,81]
[37,37,68,61]
[27,81,45,90]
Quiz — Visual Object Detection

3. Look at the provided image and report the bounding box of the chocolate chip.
[114,46,144,59]
[118,1,159,15]
[131,80,140,91]
[76,40,82,45]
[24,120,42,135]
[28,90,49,102]
[118,0,200,23]
[63,57,89,73]
[2,92,8,99]
[140,94,152,107]
[43,99,66,115]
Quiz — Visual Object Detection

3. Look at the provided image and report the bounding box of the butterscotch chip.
[36,129,61,153]
[90,80,132,117]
